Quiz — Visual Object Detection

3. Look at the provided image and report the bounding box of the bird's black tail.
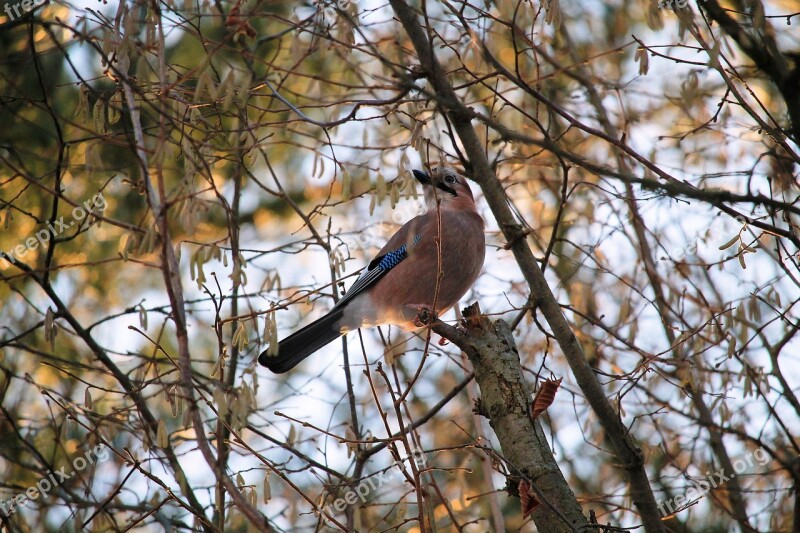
[258,308,345,374]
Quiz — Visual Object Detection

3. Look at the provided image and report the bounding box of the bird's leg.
[405,304,436,327]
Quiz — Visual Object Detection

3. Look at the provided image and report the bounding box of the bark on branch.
[430,304,590,532]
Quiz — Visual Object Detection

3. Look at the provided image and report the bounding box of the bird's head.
[412,166,477,212]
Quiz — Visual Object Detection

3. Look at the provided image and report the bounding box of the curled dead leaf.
[518,479,540,517]
[531,377,562,420]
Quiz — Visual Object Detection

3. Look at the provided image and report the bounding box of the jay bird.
[258,166,485,373]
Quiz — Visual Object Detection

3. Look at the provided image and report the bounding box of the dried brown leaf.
[518,479,540,517]
[531,378,562,420]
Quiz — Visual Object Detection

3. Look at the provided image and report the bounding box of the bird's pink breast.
[357,209,485,329]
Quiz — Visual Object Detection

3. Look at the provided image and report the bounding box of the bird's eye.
[444,174,456,185]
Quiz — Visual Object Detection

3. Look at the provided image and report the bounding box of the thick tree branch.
[387,1,666,530]
[430,305,589,531]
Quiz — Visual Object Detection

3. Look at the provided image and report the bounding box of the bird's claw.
[406,304,436,327]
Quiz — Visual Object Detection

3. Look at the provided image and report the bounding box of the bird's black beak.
[412,169,432,185]
[412,169,457,196]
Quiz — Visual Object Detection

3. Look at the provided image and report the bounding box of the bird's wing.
[332,231,422,311]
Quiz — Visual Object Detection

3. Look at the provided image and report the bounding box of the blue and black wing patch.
[368,234,422,271]
[333,234,422,310]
